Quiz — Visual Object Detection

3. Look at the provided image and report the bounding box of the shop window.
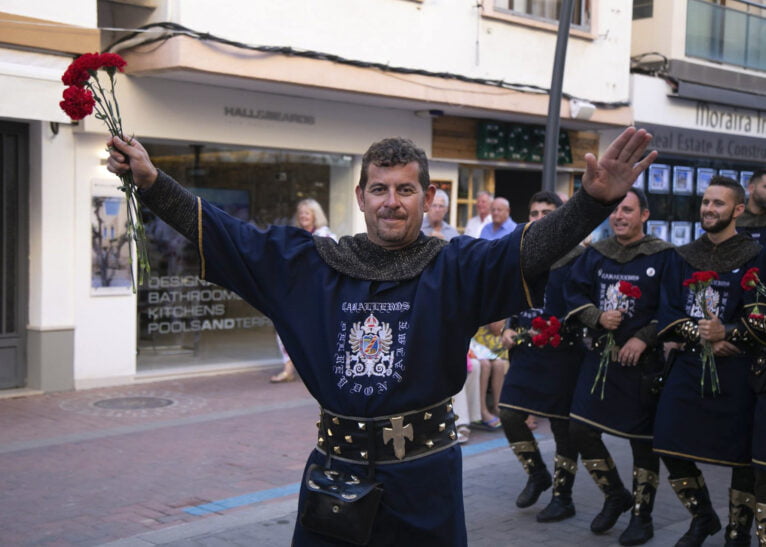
[136,142,351,372]
[491,0,590,29]
[633,0,653,20]
[457,166,495,232]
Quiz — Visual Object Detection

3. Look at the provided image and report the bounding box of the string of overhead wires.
[104,21,630,109]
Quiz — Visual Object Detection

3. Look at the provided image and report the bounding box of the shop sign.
[694,102,766,137]
[223,106,315,125]
[639,123,766,162]
[141,275,272,335]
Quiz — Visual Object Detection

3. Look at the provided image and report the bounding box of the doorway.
[0,121,28,388]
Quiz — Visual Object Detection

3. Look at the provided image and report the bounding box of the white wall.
[28,122,76,329]
[0,0,97,26]
[157,0,633,104]
[72,131,137,387]
[80,76,432,156]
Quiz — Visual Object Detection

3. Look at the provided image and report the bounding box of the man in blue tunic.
[107,128,656,546]
[736,170,766,244]
[497,190,586,523]
[655,176,759,547]
[564,188,674,545]
[738,247,766,547]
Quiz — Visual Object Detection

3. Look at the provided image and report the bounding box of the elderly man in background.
[465,190,493,238]
[422,189,459,241]
[480,197,517,240]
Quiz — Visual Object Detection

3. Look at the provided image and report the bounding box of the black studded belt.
[316,398,458,465]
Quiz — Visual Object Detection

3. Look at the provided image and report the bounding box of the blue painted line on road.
[183,432,543,516]
[184,483,301,515]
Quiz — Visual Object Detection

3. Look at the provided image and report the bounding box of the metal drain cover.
[93,396,175,410]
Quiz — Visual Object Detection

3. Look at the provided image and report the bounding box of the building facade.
[1,0,635,391]
[629,0,766,245]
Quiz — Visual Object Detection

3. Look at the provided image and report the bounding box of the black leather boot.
[724,488,755,546]
[670,475,722,547]
[755,502,766,546]
[511,440,552,508]
[619,467,659,546]
[537,454,577,522]
[583,457,633,534]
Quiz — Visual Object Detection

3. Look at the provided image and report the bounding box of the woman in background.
[270,199,336,382]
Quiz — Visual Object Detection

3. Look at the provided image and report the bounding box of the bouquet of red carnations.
[683,270,720,395]
[59,52,149,292]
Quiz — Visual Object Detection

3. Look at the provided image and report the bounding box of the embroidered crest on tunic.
[689,285,721,319]
[347,314,394,378]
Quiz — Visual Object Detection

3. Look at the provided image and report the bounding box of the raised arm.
[522,127,657,279]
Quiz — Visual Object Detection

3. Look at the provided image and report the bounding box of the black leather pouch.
[300,463,383,545]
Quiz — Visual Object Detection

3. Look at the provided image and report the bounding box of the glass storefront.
[137,142,352,371]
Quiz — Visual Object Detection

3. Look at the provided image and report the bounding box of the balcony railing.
[686,0,766,72]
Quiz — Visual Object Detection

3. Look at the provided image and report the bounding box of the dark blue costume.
[654,238,758,467]
[200,201,530,545]
[138,168,618,546]
[499,247,585,419]
[566,237,673,439]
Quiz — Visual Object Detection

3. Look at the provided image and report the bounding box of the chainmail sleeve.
[521,189,617,280]
[137,170,199,242]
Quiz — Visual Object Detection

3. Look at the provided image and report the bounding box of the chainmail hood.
[677,232,760,272]
[591,235,673,263]
[314,232,448,281]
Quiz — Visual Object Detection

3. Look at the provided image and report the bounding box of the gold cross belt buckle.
[382,416,414,460]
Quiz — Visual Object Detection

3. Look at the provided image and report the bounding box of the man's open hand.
[581,127,658,204]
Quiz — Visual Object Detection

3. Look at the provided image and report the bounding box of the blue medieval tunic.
[740,248,766,470]
[565,236,674,439]
[498,246,586,419]
[654,234,759,467]
[139,170,618,546]
[203,201,531,545]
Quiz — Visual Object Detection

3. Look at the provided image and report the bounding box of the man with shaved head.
[480,197,517,240]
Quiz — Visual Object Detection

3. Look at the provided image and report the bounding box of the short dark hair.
[749,169,766,185]
[627,187,649,211]
[359,137,430,191]
[709,175,745,205]
[528,191,563,209]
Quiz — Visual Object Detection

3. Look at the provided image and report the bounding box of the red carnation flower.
[97,53,127,71]
[741,267,760,291]
[549,333,562,348]
[531,316,548,331]
[59,86,95,120]
[532,333,548,347]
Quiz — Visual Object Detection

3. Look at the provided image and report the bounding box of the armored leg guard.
[510,440,552,508]
[619,467,659,546]
[670,475,722,547]
[583,457,633,534]
[724,488,755,546]
[537,454,577,522]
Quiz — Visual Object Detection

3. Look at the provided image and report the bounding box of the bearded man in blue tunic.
[736,170,766,244]
[655,176,760,547]
[107,128,656,546]
[564,187,674,545]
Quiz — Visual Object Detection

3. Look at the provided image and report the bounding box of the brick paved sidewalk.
[0,368,754,546]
